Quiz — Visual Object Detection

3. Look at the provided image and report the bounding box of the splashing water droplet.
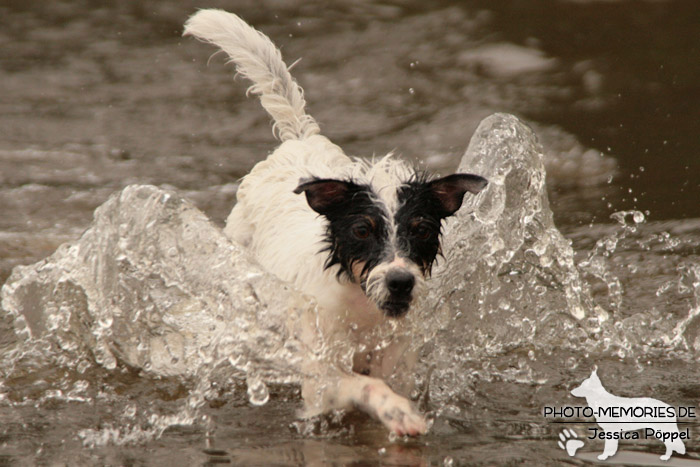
[124,405,137,419]
[246,374,270,406]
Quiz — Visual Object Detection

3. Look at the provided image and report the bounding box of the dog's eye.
[412,223,432,241]
[353,224,371,240]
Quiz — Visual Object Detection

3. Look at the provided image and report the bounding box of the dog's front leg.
[352,374,427,436]
[302,372,427,436]
[370,336,419,397]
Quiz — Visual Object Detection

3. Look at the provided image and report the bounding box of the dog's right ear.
[294,178,355,215]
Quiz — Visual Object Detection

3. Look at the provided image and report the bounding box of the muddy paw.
[381,403,427,437]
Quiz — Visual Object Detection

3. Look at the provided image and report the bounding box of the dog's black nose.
[386,269,415,296]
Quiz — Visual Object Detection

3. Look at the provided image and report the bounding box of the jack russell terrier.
[184,9,487,436]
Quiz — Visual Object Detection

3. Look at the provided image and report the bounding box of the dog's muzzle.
[365,264,422,318]
[382,269,414,316]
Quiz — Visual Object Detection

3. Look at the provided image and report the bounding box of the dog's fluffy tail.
[184,9,320,141]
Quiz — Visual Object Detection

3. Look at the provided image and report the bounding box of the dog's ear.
[428,173,488,217]
[294,178,355,215]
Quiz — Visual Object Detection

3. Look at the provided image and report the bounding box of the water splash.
[578,210,646,314]
[0,183,322,444]
[246,373,270,406]
[424,115,599,352]
[1,113,698,444]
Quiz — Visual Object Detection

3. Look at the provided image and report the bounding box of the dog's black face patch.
[294,178,390,281]
[295,172,487,315]
[395,173,488,275]
[394,197,442,276]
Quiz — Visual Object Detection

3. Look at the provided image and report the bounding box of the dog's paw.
[361,382,427,436]
[381,400,427,437]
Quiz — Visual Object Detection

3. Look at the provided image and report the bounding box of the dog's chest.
[314,281,384,334]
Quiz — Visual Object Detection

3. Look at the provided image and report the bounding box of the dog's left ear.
[294,178,355,216]
[429,173,488,217]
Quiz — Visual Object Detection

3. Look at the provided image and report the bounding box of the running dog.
[184,9,487,436]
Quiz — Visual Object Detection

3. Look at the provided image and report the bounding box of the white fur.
[184,9,319,141]
[185,9,426,436]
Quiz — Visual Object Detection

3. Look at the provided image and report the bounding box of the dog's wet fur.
[184,9,487,436]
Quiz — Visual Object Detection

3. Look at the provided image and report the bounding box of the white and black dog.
[184,9,486,436]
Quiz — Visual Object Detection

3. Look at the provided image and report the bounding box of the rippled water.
[1,1,699,465]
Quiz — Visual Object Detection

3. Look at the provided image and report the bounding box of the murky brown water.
[1,1,699,465]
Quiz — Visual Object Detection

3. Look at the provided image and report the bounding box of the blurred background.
[1,0,698,278]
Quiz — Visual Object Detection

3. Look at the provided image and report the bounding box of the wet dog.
[184,9,486,436]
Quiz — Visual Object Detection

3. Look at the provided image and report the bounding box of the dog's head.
[294,171,487,318]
